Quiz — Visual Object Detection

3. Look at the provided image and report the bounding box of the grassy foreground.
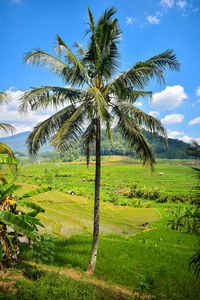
[1,160,200,299]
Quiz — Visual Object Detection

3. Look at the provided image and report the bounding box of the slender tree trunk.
[86,118,101,275]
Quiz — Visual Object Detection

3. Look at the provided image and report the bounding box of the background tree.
[0,92,18,183]
[187,140,200,277]
[19,7,179,274]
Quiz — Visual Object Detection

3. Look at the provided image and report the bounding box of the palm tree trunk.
[86,118,101,275]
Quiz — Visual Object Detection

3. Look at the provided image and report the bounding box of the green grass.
[0,270,127,300]
[4,160,200,299]
[52,230,200,300]
[15,161,198,201]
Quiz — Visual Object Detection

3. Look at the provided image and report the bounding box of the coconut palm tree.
[19,7,180,274]
[0,92,15,135]
[0,92,17,184]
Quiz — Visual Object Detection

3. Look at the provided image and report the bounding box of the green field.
[2,159,200,300]
[15,160,198,200]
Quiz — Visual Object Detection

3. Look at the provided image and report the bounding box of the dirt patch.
[0,269,24,294]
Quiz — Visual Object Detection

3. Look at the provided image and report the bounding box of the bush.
[32,234,55,264]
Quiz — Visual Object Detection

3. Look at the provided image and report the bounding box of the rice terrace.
[1,2,200,300]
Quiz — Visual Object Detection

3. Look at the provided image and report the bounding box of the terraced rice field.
[18,189,161,236]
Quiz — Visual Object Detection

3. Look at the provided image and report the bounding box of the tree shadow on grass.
[53,235,92,270]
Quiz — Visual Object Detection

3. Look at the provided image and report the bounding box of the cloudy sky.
[1,0,200,143]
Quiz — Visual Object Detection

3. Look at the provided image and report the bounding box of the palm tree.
[0,92,15,135]
[19,7,180,274]
[0,92,17,184]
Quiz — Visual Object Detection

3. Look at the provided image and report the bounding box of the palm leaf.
[110,49,180,90]
[50,103,87,151]
[54,35,92,86]
[25,104,77,155]
[115,102,167,141]
[0,143,16,158]
[109,86,152,104]
[19,86,82,114]
[0,92,8,104]
[81,120,96,167]
[113,106,155,170]
[24,49,67,76]
[0,123,15,135]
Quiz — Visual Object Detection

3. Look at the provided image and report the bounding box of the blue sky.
[0,0,200,143]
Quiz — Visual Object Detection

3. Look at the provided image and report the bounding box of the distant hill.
[0,129,190,159]
[0,131,52,154]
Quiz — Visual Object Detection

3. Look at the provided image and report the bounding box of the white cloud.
[0,87,58,137]
[167,129,184,138]
[196,87,200,97]
[147,15,160,24]
[179,135,200,144]
[176,0,187,10]
[149,111,160,117]
[151,85,188,111]
[188,117,200,125]
[136,102,143,107]
[160,0,174,8]
[161,113,184,124]
[126,17,134,25]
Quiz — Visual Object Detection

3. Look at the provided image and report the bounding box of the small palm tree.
[0,92,15,135]
[19,7,180,274]
[0,92,17,184]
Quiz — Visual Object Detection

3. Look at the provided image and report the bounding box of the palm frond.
[115,102,167,140]
[24,49,68,76]
[0,123,15,135]
[0,143,16,158]
[110,49,180,90]
[54,35,92,86]
[81,119,96,167]
[109,85,152,104]
[19,86,82,113]
[26,104,76,155]
[85,87,108,120]
[84,7,121,80]
[187,140,200,159]
[146,49,180,72]
[50,103,87,151]
[113,106,156,170]
[0,92,8,104]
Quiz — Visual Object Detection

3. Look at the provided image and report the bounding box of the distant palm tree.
[0,92,15,135]
[19,7,180,274]
[0,92,17,183]
[187,140,200,160]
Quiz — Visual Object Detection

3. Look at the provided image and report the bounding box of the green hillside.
[0,128,190,159]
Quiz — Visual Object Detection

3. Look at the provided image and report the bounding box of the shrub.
[32,234,55,264]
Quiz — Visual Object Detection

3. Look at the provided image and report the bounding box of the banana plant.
[0,182,45,269]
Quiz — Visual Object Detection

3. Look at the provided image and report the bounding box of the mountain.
[0,129,190,159]
[0,131,52,154]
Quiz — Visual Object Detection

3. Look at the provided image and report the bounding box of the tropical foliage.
[0,182,45,270]
[167,206,200,233]
[0,91,18,183]
[19,7,179,273]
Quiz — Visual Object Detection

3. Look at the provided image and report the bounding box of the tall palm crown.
[20,7,180,274]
